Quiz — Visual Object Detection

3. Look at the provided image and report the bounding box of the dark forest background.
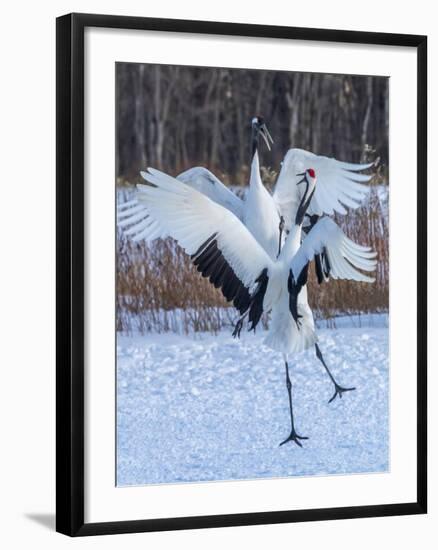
[116,63,388,182]
[116,63,389,334]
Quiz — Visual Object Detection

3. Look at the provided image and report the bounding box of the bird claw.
[279,430,309,448]
[232,318,244,339]
[328,384,356,404]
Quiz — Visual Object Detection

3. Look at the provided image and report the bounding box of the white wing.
[291,217,377,284]
[272,148,373,229]
[135,167,273,314]
[117,167,243,242]
[177,167,243,219]
[117,193,168,242]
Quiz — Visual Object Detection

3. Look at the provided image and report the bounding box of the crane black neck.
[295,180,315,226]
[251,125,260,159]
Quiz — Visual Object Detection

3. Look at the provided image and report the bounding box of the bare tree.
[116,64,388,181]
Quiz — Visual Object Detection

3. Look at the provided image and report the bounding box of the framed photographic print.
[56,13,427,536]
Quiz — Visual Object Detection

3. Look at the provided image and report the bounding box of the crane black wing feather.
[288,217,377,324]
[136,168,274,326]
[191,237,252,315]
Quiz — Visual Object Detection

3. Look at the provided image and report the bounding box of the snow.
[117,316,389,486]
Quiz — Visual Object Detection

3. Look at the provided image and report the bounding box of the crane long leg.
[315,343,356,403]
[279,359,308,447]
[232,312,247,338]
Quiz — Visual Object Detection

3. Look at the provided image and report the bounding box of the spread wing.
[132,167,273,318]
[272,148,373,230]
[287,217,377,324]
[177,167,243,219]
[291,217,377,285]
[117,167,243,242]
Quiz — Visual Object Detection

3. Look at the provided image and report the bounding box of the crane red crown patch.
[307,168,316,178]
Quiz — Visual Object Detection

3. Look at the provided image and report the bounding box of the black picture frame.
[56,12,427,537]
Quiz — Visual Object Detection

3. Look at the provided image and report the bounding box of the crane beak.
[259,123,274,151]
[296,172,308,185]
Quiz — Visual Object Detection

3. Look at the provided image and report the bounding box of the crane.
[117,118,376,431]
[125,166,377,446]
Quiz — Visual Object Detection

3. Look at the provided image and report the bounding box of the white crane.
[118,116,373,254]
[121,166,377,446]
[118,120,373,250]
[118,117,375,411]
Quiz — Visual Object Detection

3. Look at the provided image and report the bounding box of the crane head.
[251,116,274,151]
[296,168,317,186]
[294,168,317,226]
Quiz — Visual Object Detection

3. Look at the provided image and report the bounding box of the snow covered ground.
[116,315,389,486]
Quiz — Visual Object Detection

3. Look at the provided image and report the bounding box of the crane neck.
[279,179,316,263]
[251,124,259,158]
[249,151,263,189]
[279,223,302,264]
[249,151,264,193]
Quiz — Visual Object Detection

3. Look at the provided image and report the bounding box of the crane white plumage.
[117,116,282,258]
[117,117,377,446]
[176,166,244,220]
[139,167,376,325]
[134,166,377,445]
[272,148,374,233]
[117,166,243,242]
[118,120,373,255]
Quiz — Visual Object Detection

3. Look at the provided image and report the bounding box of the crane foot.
[328,384,356,404]
[279,430,308,448]
[232,317,244,339]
